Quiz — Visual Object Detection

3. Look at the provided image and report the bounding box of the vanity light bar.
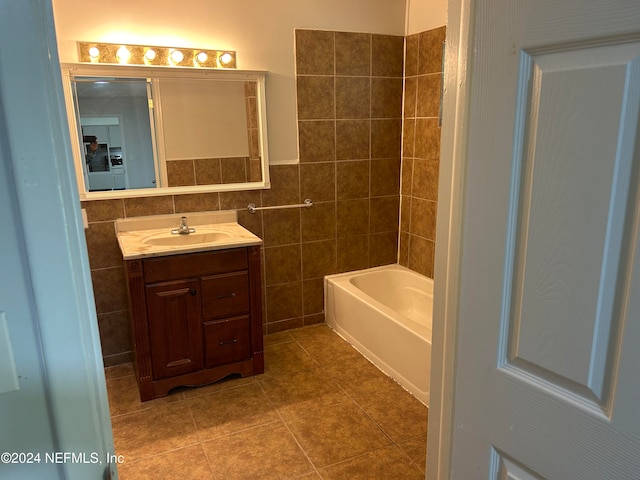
[77,42,236,69]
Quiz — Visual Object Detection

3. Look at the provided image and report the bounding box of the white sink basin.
[115,211,263,260]
[142,230,232,247]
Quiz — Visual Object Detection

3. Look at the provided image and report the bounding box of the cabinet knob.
[189,289,197,296]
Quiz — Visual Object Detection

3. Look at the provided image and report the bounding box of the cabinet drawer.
[201,271,249,319]
[143,248,248,284]
[203,316,251,368]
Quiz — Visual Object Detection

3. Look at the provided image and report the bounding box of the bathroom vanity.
[115,211,263,401]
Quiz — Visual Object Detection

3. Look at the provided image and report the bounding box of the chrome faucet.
[171,216,196,235]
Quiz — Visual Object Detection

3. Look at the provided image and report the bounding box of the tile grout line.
[255,371,323,478]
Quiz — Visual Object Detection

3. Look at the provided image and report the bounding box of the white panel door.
[447,1,640,478]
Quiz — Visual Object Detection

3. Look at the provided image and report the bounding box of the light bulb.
[145,49,156,61]
[196,52,208,64]
[116,46,131,63]
[88,46,100,59]
[219,52,233,65]
[170,50,184,63]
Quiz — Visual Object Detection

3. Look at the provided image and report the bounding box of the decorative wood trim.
[248,245,265,374]
[151,359,254,398]
[125,260,153,382]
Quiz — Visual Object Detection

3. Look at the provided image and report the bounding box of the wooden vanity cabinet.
[124,246,264,401]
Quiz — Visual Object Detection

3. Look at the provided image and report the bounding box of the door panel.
[146,279,203,379]
[447,1,640,478]
[504,42,640,409]
[0,123,60,480]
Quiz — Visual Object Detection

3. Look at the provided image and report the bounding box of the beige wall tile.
[194,158,222,185]
[296,76,335,120]
[266,281,303,322]
[301,201,336,242]
[402,119,416,158]
[336,160,370,200]
[369,231,398,267]
[404,34,420,77]
[403,76,418,118]
[337,199,369,237]
[337,235,369,272]
[298,121,336,162]
[418,26,446,75]
[371,158,401,197]
[174,192,220,213]
[124,195,174,217]
[264,245,302,285]
[372,34,404,77]
[370,196,400,233]
[82,199,124,222]
[409,198,437,240]
[414,118,441,160]
[220,157,248,183]
[219,189,261,210]
[408,235,434,277]
[335,32,370,76]
[261,164,300,206]
[91,266,129,315]
[266,317,304,334]
[85,221,122,269]
[416,74,441,118]
[302,278,324,315]
[371,77,403,118]
[411,157,439,201]
[302,240,337,279]
[263,209,301,247]
[336,77,370,119]
[300,162,335,202]
[336,120,370,160]
[97,310,131,358]
[166,160,195,187]
[295,30,335,75]
[371,119,402,158]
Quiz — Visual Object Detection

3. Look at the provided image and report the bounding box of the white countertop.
[115,211,262,260]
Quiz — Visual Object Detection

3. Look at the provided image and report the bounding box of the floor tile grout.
[109,324,428,479]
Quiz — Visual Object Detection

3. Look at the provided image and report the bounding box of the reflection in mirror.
[157,77,263,187]
[61,64,270,200]
[74,77,157,191]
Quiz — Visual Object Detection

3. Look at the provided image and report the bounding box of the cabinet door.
[107,125,123,148]
[146,279,203,379]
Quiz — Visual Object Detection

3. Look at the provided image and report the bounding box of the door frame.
[426,0,474,478]
[0,1,115,478]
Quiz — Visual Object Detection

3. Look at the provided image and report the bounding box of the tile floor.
[106,324,428,479]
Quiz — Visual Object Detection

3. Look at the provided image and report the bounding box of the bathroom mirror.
[60,63,270,200]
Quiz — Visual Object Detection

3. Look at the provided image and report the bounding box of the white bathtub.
[324,264,432,406]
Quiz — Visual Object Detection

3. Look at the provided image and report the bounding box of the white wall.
[52,0,407,165]
[406,0,447,35]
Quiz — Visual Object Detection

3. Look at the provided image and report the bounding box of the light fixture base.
[77,42,236,69]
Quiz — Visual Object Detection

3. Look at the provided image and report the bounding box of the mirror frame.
[60,63,270,200]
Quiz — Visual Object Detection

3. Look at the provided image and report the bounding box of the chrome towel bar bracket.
[247,198,313,214]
